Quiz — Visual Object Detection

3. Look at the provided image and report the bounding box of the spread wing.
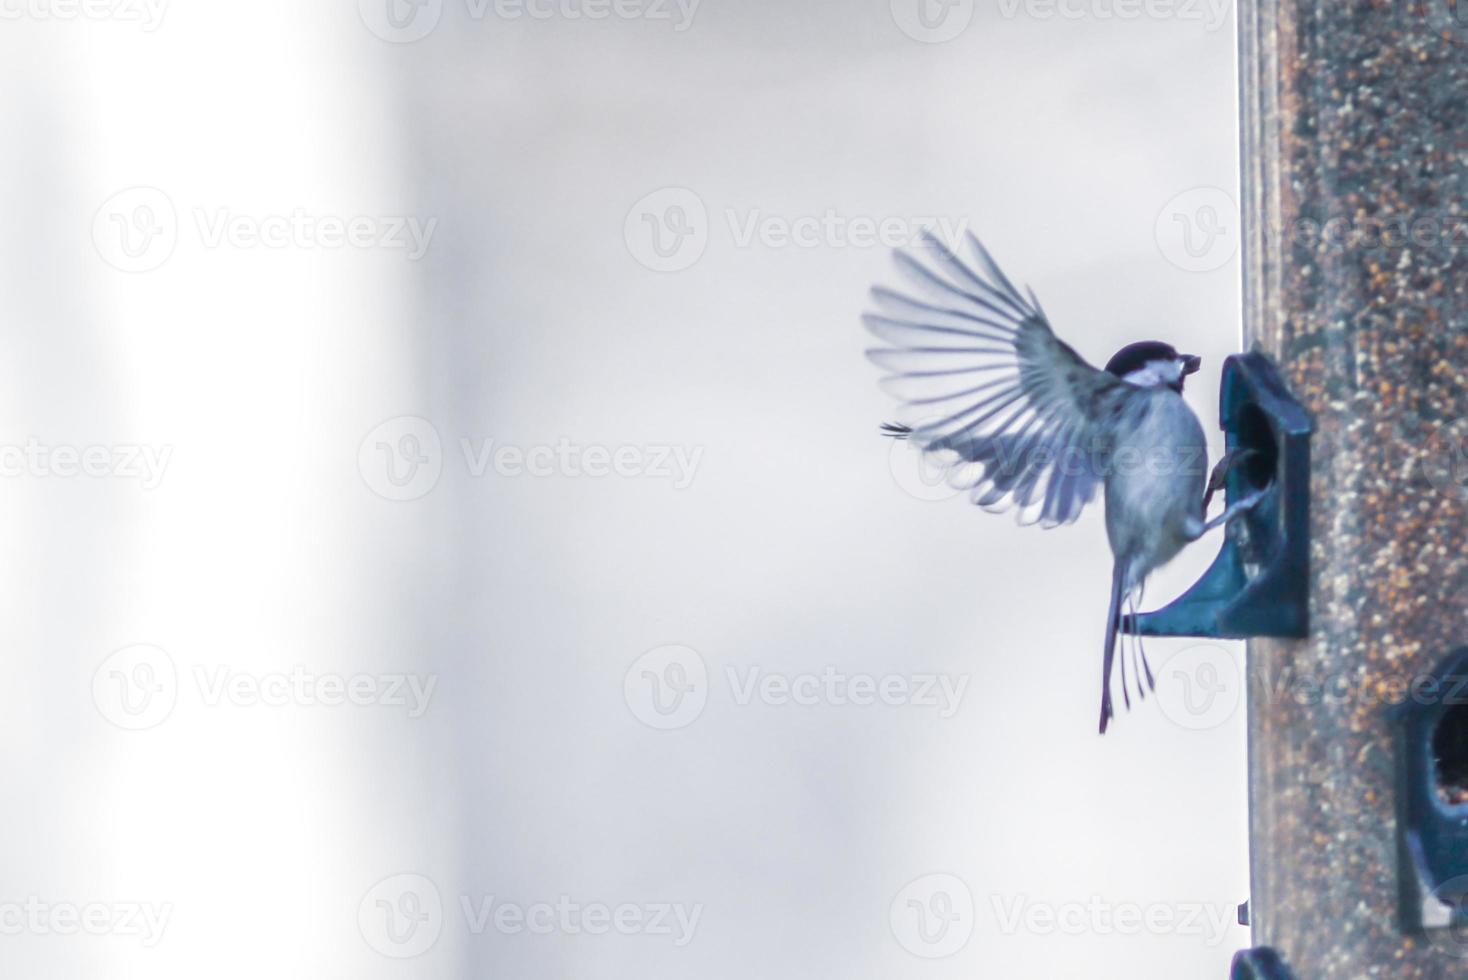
[864,232,1128,527]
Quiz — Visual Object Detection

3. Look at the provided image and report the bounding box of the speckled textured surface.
[1240,0,1468,975]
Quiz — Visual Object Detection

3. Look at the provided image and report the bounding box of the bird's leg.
[1119,609,1131,711]
[1126,590,1138,703]
[1135,583,1155,693]
[1200,486,1268,534]
[1126,585,1137,693]
[1100,562,1126,735]
[1127,590,1146,702]
[1202,448,1259,513]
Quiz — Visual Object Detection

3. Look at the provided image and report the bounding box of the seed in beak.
[1182,355,1202,375]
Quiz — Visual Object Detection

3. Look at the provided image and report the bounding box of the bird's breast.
[1101,389,1207,567]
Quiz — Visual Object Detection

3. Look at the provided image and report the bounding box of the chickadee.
[864,232,1262,733]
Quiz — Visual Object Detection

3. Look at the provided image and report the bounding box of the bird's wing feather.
[865,232,1127,527]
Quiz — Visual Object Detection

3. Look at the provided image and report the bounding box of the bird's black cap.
[1105,341,1196,377]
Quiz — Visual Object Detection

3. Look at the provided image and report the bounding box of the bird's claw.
[1202,484,1269,534]
[1203,447,1260,512]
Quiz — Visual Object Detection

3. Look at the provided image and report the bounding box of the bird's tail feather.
[1099,559,1126,735]
[880,422,912,439]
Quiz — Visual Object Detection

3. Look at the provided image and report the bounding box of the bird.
[863,231,1262,733]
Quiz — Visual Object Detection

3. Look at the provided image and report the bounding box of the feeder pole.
[1238,0,1468,975]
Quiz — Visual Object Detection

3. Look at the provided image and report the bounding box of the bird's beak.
[1182,354,1202,376]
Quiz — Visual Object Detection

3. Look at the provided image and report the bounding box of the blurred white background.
[0,0,1248,977]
